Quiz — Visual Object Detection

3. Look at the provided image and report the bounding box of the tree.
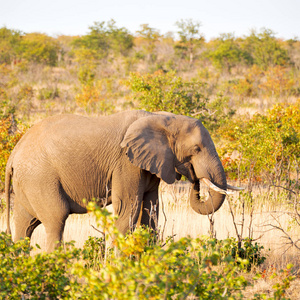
[174,19,204,64]
[20,33,60,66]
[106,20,134,56]
[126,70,208,116]
[136,24,160,62]
[208,33,251,73]
[0,27,22,64]
[72,20,133,60]
[243,28,289,70]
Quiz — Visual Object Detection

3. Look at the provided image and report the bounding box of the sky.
[0,0,299,40]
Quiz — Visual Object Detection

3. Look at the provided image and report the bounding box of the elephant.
[5,110,241,252]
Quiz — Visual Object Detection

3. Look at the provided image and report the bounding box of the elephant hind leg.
[41,198,70,252]
[13,202,40,242]
[44,220,67,252]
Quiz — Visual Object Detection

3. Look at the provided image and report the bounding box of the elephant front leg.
[111,166,152,235]
[112,195,143,235]
[140,190,159,231]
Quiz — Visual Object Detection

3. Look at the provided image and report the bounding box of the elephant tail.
[5,158,13,236]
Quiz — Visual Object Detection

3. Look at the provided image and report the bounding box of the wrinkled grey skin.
[5,110,227,252]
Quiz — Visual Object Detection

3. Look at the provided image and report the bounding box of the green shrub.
[83,236,106,268]
[207,33,251,73]
[70,236,249,299]
[19,33,60,66]
[243,28,290,70]
[126,70,208,116]
[72,19,133,60]
[0,27,22,64]
[219,101,300,184]
[0,206,293,299]
[67,204,249,299]
[37,87,59,100]
[0,233,81,299]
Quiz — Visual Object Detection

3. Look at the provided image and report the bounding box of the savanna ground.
[1,20,300,298]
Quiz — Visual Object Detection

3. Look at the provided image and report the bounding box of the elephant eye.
[193,145,201,154]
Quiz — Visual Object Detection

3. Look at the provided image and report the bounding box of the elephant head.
[121,112,241,215]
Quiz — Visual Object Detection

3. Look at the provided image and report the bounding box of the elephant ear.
[120,115,176,184]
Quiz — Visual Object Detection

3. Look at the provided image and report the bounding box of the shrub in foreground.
[0,206,295,299]
[0,233,81,299]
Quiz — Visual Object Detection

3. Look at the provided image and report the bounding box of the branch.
[270,185,296,194]
[91,225,105,236]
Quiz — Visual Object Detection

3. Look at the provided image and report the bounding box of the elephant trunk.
[190,159,227,215]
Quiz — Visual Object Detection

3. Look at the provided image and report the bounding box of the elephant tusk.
[227,184,245,191]
[200,178,235,195]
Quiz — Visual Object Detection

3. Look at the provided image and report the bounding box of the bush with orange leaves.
[0,116,27,193]
[259,66,295,98]
[75,80,115,114]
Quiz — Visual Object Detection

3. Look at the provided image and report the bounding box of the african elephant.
[5,110,241,251]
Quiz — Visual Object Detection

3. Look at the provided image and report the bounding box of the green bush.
[72,19,133,60]
[0,233,81,299]
[243,28,290,70]
[19,33,61,66]
[83,236,106,269]
[68,204,249,299]
[0,206,294,299]
[37,87,59,100]
[126,70,208,116]
[207,33,251,73]
[219,101,300,184]
[0,27,22,64]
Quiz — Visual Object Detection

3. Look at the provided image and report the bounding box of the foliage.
[208,33,251,72]
[19,33,61,66]
[72,19,133,60]
[68,204,249,299]
[203,92,236,131]
[269,264,295,300]
[229,238,266,270]
[258,66,294,98]
[243,28,289,70]
[174,19,204,63]
[0,233,81,299]
[37,86,59,100]
[135,24,160,61]
[83,236,106,269]
[0,27,22,64]
[0,27,61,66]
[75,80,115,114]
[219,101,300,184]
[0,116,27,192]
[126,70,208,116]
[0,206,295,299]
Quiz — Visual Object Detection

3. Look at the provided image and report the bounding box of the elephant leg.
[141,190,159,231]
[13,202,41,241]
[28,188,70,252]
[113,195,143,235]
[44,220,67,252]
[41,203,70,252]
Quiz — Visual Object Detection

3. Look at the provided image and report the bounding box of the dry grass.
[1,182,300,298]
[1,182,299,260]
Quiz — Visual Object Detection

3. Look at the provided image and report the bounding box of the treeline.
[0,19,298,72]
